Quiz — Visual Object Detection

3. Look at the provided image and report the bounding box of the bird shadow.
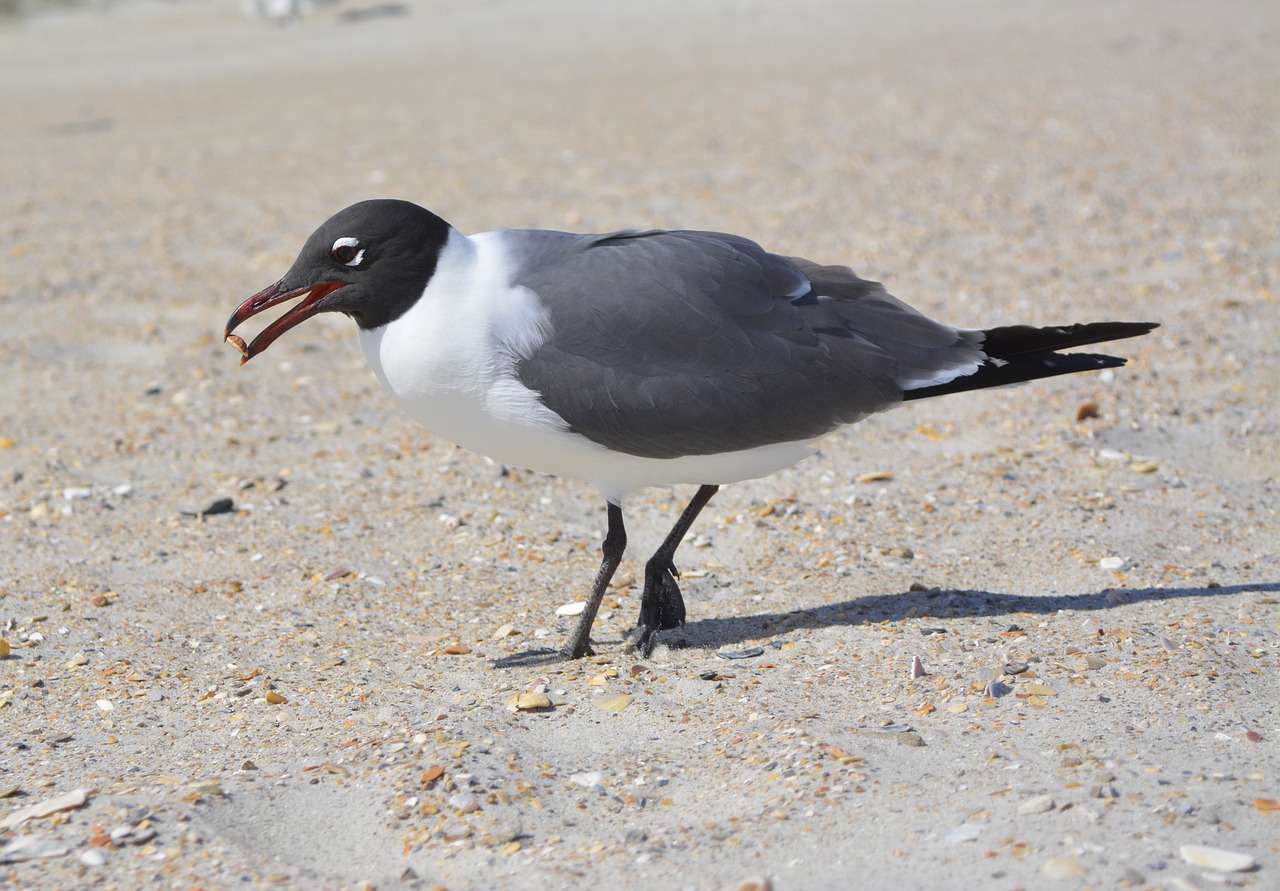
[675,580,1280,654]
[493,581,1277,667]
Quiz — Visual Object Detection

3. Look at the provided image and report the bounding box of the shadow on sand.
[496,581,1278,667]
[678,580,1280,651]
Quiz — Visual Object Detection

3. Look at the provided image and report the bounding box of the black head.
[224,199,450,363]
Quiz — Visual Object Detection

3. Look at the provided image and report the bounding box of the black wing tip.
[902,349,1137,402]
[981,320,1159,360]
[1105,320,1160,338]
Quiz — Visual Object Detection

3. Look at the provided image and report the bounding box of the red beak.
[223,280,345,365]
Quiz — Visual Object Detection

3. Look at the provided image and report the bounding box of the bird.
[224,199,1157,660]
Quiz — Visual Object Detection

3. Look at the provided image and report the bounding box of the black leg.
[631,484,719,657]
[560,501,627,660]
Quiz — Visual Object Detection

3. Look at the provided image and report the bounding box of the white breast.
[358,229,571,450]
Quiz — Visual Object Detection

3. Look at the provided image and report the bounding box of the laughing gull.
[225,199,1157,659]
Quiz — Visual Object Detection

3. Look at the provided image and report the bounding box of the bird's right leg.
[560,502,626,660]
[630,484,719,657]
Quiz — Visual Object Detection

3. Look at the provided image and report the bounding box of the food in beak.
[226,333,250,359]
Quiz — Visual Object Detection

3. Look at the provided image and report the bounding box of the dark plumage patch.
[902,322,1157,401]
[511,231,951,458]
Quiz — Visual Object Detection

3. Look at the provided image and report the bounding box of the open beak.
[224,280,345,365]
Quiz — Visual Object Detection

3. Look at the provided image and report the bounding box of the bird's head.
[224,199,450,363]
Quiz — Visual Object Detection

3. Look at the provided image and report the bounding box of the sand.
[1,0,1277,888]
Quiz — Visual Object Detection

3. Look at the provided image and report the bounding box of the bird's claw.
[560,640,595,660]
[629,560,687,656]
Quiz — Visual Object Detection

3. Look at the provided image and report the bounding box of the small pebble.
[911,655,928,678]
[1017,794,1055,815]
[448,792,480,814]
[197,498,235,517]
[569,771,603,789]
[80,848,107,866]
[1119,867,1145,885]
[556,601,586,617]
[1098,556,1124,570]
[944,823,982,845]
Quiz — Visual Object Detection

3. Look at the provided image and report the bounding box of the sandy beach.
[1,0,1277,888]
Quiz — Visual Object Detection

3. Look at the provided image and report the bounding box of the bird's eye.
[331,237,365,267]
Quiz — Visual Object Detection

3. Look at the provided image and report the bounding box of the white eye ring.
[332,236,365,267]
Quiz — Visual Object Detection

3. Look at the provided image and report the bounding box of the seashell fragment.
[591,693,634,712]
[1042,856,1086,878]
[1178,844,1256,872]
[506,692,552,712]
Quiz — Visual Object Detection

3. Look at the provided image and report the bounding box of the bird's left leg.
[560,501,627,660]
[630,484,719,657]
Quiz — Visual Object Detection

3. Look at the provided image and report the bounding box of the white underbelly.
[359,325,814,500]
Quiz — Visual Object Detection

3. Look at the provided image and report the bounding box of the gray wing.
[510,229,982,459]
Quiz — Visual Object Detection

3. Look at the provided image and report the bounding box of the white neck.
[356,228,568,456]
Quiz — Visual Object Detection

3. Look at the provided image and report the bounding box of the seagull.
[225,199,1156,659]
